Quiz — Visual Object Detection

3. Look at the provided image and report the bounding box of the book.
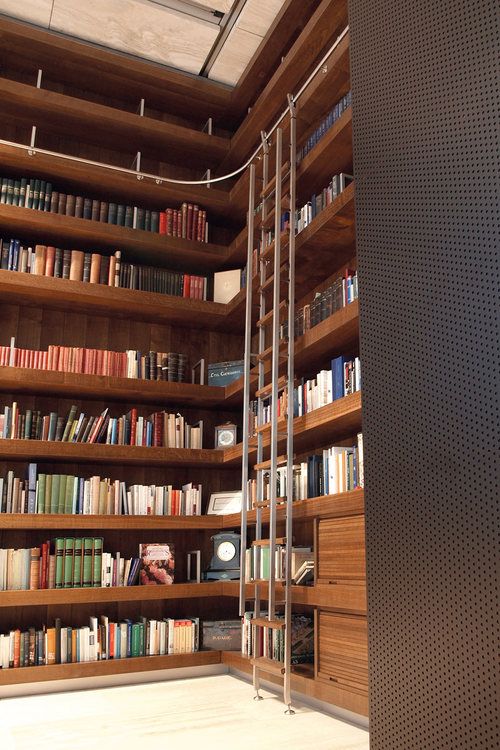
[139,543,174,585]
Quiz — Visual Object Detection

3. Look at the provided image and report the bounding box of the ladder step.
[261,231,289,261]
[260,162,290,199]
[252,537,286,546]
[256,341,288,362]
[255,421,287,435]
[260,262,289,293]
[255,375,287,399]
[251,657,285,676]
[252,617,286,630]
[253,497,286,509]
[255,454,288,471]
[257,300,287,328]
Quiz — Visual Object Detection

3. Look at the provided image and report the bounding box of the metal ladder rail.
[239,162,256,617]
[283,95,297,714]
[252,133,270,700]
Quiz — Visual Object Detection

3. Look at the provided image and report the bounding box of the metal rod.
[268,127,283,620]
[284,94,297,711]
[30,69,43,150]
[4,25,348,187]
[239,162,256,617]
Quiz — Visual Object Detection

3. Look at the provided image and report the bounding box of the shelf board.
[0,365,231,407]
[223,391,363,465]
[0,204,229,273]
[0,513,224,530]
[0,77,229,168]
[0,582,223,608]
[0,650,222,686]
[0,440,229,468]
[0,141,232,221]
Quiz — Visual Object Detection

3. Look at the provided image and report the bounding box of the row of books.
[1,240,209,300]
[244,545,313,584]
[297,91,352,162]
[252,433,364,502]
[0,538,142,591]
[0,467,202,516]
[294,173,353,234]
[0,176,209,242]
[241,612,314,664]
[0,339,188,382]
[0,403,203,449]
[281,267,358,341]
[0,614,199,668]
[256,356,361,427]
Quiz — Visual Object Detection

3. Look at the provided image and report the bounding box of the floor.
[0,674,369,750]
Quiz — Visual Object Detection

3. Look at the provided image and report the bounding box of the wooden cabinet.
[316,610,368,695]
[316,515,366,584]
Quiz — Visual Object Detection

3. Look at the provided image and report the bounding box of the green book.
[131,623,141,657]
[58,474,67,514]
[12,180,20,206]
[36,473,46,514]
[138,622,146,655]
[23,410,32,440]
[73,538,83,587]
[0,178,7,204]
[54,537,65,588]
[92,537,103,587]
[32,178,40,210]
[6,178,14,205]
[260,546,270,580]
[64,476,75,514]
[50,474,60,514]
[63,538,75,588]
[82,538,94,587]
[26,179,34,209]
[19,178,27,207]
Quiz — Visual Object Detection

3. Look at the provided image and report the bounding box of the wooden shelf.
[0,440,230,468]
[0,204,229,273]
[0,513,225,530]
[0,582,221,608]
[0,77,229,168]
[0,651,222,686]
[0,141,232,221]
[223,391,363,465]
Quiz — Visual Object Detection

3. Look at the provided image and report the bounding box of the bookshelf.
[0,9,367,718]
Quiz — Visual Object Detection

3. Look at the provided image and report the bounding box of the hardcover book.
[139,542,174,585]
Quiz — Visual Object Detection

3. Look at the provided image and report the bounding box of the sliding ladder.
[240,97,297,713]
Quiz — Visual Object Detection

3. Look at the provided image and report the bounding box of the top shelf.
[0,77,229,169]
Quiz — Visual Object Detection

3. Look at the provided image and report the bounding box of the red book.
[153,411,162,447]
[45,246,56,276]
[109,622,115,659]
[13,629,21,668]
[166,208,173,236]
[129,408,138,445]
[183,275,190,298]
[196,212,203,243]
[187,203,193,240]
[192,206,199,242]
[159,212,167,235]
[40,542,49,589]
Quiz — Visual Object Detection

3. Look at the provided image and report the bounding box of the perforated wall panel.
[349,1,499,747]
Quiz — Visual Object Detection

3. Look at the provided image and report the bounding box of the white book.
[213,269,241,304]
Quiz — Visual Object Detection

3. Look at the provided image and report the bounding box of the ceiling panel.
[208,25,262,85]
[188,0,235,11]
[236,0,287,37]
[50,0,219,74]
[0,0,53,26]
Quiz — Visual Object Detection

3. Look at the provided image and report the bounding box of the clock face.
[217,540,236,563]
[218,429,235,446]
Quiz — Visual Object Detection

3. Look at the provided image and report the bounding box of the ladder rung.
[255,375,287,399]
[252,617,286,630]
[260,162,290,199]
[256,341,287,362]
[260,263,289,293]
[253,497,286,508]
[251,657,285,676]
[255,454,288,471]
[257,300,287,328]
[255,421,287,435]
[261,231,289,261]
[252,537,286,546]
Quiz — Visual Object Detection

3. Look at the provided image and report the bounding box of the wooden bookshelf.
[0,513,225,530]
[0,440,229,468]
[0,142,233,221]
[0,204,228,272]
[0,77,229,167]
[0,651,222,686]
[0,366,229,406]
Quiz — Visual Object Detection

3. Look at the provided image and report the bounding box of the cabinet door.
[317,610,368,694]
[317,515,365,584]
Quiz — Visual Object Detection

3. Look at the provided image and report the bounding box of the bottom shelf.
[221,651,368,717]
[0,650,221,686]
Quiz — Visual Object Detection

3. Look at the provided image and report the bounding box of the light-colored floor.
[0,674,369,750]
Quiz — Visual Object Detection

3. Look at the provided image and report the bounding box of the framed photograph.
[207,491,242,515]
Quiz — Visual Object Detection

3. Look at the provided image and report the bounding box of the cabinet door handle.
[328,580,338,585]
[329,677,338,682]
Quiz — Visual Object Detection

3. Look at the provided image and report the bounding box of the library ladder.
[240,96,297,713]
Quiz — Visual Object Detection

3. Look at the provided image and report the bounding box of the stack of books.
[241,612,313,664]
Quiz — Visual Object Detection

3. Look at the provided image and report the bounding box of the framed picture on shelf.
[207,491,242,515]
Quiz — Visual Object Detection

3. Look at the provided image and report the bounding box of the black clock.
[204,531,241,581]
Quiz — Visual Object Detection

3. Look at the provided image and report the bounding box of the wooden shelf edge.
[0,650,222,685]
[0,513,224,530]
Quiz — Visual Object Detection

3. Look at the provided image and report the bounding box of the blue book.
[77,477,85,514]
[331,356,348,400]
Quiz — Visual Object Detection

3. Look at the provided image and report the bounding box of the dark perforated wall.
[349,1,499,747]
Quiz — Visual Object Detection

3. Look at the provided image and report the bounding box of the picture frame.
[207,491,242,515]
